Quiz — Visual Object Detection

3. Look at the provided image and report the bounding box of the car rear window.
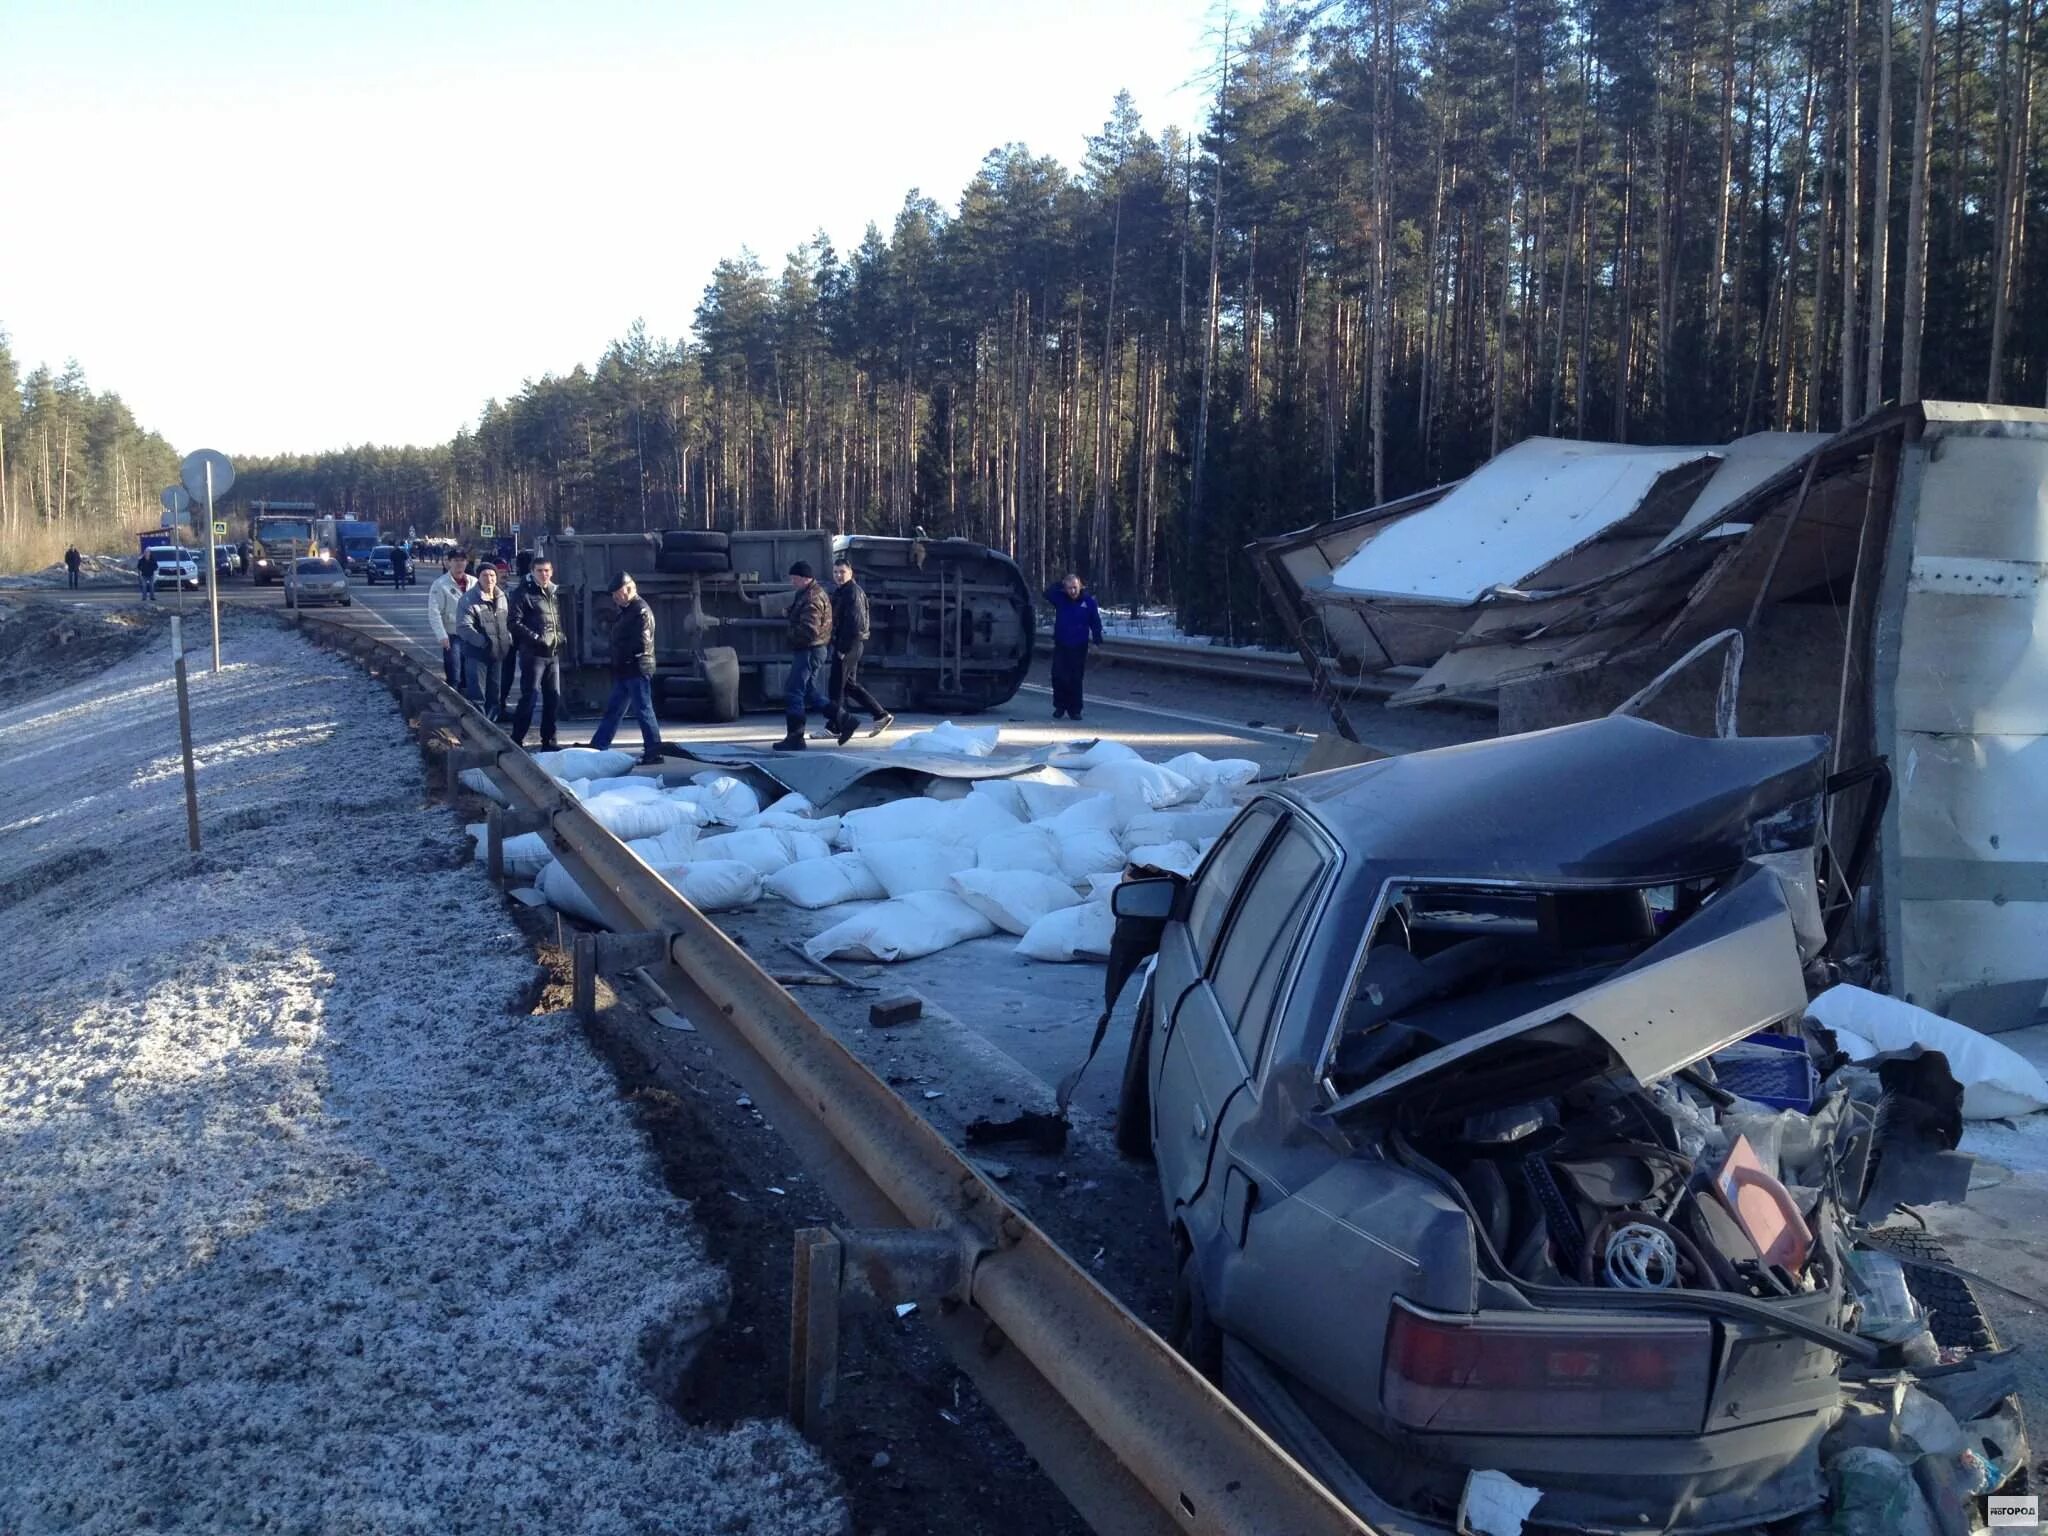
[297,559,340,573]
[1210,822,1330,1072]
[1186,804,1280,964]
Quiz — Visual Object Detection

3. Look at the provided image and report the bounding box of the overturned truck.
[544,529,1035,721]
[1256,402,2048,1037]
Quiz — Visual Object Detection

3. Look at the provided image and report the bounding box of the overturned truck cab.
[544,528,1035,721]
[1113,717,2026,1536]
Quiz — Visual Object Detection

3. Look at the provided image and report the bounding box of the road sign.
[510,522,521,534]
[213,521,228,537]
[180,449,235,504]
[161,485,192,517]
[480,523,496,537]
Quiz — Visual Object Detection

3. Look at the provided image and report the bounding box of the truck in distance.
[247,501,318,585]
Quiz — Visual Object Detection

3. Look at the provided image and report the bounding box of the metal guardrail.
[292,610,1371,1536]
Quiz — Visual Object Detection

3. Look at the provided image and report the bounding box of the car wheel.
[342,598,353,606]
[1115,990,1156,1160]
[1170,1247,1222,1380]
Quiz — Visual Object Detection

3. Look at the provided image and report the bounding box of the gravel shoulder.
[0,610,841,1535]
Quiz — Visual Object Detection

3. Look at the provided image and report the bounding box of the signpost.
[170,617,202,851]
[180,450,235,674]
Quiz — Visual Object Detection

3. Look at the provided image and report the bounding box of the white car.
[152,551,201,591]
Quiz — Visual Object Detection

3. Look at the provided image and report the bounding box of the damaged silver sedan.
[1110,716,2027,1534]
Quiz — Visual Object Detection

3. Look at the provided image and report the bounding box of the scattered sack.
[1017,782,1098,821]
[672,774,762,824]
[626,826,701,867]
[578,776,667,803]
[1085,872,1126,901]
[765,852,887,908]
[1016,901,1116,962]
[863,838,980,897]
[537,859,608,925]
[580,794,705,842]
[921,776,974,801]
[1082,759,1195,814]
[758,791,816,818]
[935,793,1023,846]
[1060,738,1139,768]
[1126,840,1201,877]
[1044,793,1122,838]
[533,746,637,782]
[967,779,1032,820]
[664,858,762,912]
[458,767,512,805]
[890,720,1001,757]
[1057,829,1128,883]
[695,827,833,875]
[949,868,1083,936]
[1163,752,1259,791]
[805,889,998,963]
[841,796,959,848]
[1119,806,1239,854]
[741,810,844,841]
[1807,984,2048,1119]
[466,823,552,880]
[976,824,1066,876]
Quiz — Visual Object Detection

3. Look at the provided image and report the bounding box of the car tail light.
[1382,1302,1712,1435]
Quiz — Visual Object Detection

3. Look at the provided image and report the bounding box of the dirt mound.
[0,599,158,709]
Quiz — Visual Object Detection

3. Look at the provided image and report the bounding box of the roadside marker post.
[170,616,201,852]
[181,450,235,675]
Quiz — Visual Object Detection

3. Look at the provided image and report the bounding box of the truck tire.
[661,529,729,554]
[700,646,741,723]
[656,548,731,575]
[1864,1226,1998,1351]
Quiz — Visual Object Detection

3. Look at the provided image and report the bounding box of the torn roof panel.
[1652,432,1831,554]
[1322,438,1722,604]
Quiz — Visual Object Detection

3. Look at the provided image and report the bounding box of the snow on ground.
[0,554,136,589]
[0,615,841,1535]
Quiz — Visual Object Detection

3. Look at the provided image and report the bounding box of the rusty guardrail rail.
[293,610,1370,1536]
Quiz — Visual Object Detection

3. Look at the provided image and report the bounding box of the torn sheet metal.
[685,743,1053,808]
[1321,439,1722,604]
[1652,432,1830,553]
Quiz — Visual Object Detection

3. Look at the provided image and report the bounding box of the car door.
[1150,803,1285,1220]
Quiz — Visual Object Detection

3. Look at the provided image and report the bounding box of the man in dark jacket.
[389,541,411,586]
[457,563,515,722]
[137,548,159,602]
[1044,572,1104,720]
[827,554,893,744]
[588,572,664,763]
[64,546,81,588]
[773,560,836,752]
[506,555,563,750]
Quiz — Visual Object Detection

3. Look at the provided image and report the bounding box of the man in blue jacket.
[1043,572,1104,721]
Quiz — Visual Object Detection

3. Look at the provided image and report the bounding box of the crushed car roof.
[1281,715,1830,883]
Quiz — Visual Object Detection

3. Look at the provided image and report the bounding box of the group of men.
[417,544,1106,759]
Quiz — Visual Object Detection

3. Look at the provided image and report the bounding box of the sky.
[1,0,1216,459]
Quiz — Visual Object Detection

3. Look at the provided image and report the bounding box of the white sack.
[949,868,1082,936]
[1061,738,1139,768]
[765,852,887,908]
[533,746,638,782]
[967,779,1031,820]
[1807,984,2048,1119]
[1016,901,1116,962]
[457,767,510,805]
[581,794,705,841]
[1082,759,1196,814]
[664,858,762,911]
[741,810,843,841]
[1044,793,1122,838]
[890,720,1001,757]
[1163,752,1260,791]
[862,838,979,897]
[1018,782,1098,821]
[671,775,761,824]
[695,828,832,875]
[1058,829,1128,883]
[537,859,608,926]
[976,824,1066,876]
[922,777,973,801]
[466,823,553,880]
[1126,840,1201,877]
[805,890,997,963]
[841,796,959,848]
[626,826,702,867]
[935,793,1023,846]
[1086,872,1126,901]
[579,776,667,803]
[759,792,817,818]
[1119,807,1240,854]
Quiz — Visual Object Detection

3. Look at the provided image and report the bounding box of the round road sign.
[180,449,236,504]
[161,485,192,517]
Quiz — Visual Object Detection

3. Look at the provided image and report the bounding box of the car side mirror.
[1112,877,1179,922]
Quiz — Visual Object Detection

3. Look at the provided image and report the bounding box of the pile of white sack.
[467,733,1261,967]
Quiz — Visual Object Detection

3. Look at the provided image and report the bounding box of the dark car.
[1110,716,2017,1535]
[366,545,416,586]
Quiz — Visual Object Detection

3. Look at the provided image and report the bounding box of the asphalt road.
[56,573,1484,775]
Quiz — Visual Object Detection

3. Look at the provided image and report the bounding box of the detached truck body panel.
[543,529,1035,720]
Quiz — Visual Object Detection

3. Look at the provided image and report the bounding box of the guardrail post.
[789,1227,843,1437]
[443,745,494,797]
[572,930,672,1020]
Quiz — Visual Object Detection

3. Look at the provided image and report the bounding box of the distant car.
[152,551,201,591]
[286,557,351,609]
[366,545,417,586]
[214,546,241,576]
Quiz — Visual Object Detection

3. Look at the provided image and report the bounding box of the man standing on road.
[457,563,515,722]
[137,547,158,603]
[428,549,473,688]
[507,555,563,751]
[1044,572,1103,721]
[827,554,892,745]
[772,561,835,752]
[64,546,81,589]
[389,541,411,588]
[588,573,664,764]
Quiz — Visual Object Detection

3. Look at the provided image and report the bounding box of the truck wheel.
[657,548,731,575]
[701,646,741,723]
[1864,1226,1999,1351]
[1115,991,1156,1160]
[662,529,729,554]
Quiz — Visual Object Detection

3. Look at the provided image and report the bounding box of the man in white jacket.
[427,549,473,687]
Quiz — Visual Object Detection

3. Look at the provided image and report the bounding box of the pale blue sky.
[1,0,1215,457]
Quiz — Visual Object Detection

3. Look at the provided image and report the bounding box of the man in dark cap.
[773,560,835,752]
[587,571,664,764]
[827,553,892,743]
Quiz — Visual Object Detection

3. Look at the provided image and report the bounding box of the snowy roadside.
[0,614,842,1535]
